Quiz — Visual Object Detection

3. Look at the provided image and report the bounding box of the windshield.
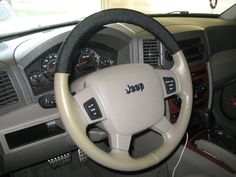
[0,0,235,37]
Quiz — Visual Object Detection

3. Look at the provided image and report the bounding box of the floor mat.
[87,160,169,177]
[11,151,94,177]
[11,150,169,177]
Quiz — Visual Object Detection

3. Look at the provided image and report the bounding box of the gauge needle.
[47,68,55,72]
[77,60,89,67]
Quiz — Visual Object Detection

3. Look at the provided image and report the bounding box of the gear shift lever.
[199,109,215,129]
[198,109,215,140]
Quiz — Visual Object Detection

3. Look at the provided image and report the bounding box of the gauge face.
[100,57,114,69]
[41,53,58,80]
[76,48,100,74]
[29,70,43,86]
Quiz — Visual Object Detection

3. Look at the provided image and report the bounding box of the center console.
[168,62,236,173]
[167,33,236,174]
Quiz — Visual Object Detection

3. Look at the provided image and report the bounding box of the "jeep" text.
[125,83,145,94]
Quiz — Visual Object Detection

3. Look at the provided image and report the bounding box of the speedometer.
[41,53,58,80]
[76,48,100,74]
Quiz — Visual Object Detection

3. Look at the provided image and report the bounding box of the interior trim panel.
[210,48,236,90]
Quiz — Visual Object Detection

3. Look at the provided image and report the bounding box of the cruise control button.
[163,77,176,94]
[83,98,102,120]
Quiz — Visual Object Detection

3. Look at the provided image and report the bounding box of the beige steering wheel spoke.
[151,116,174,136]
[109,133,132,151]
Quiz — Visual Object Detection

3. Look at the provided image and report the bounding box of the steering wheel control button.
[84,98,102,120]
[163,77,176,94]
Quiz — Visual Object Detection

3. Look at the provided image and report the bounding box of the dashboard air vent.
[142,39,160,68]
[178,38,204,63]
[0,71,19,109]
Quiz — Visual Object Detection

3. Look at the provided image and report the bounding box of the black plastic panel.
[5,123,65,149]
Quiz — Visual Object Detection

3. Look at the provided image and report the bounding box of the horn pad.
[84,64,165,135]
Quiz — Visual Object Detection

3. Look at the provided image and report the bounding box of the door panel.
[221,82,236,120]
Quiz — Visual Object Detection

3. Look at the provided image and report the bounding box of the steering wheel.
[54,9,193,171]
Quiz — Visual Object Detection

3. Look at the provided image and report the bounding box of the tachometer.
[76,48,100,74]
[41,53,58,80]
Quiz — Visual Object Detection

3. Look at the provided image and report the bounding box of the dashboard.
[0,17,236,174]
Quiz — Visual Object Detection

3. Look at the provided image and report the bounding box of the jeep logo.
[125,83,145,94]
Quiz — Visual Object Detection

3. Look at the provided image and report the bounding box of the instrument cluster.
[25,43,117,95]
[74,47,116,78]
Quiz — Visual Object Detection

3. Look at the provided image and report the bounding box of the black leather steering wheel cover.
[56,8,180,73]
